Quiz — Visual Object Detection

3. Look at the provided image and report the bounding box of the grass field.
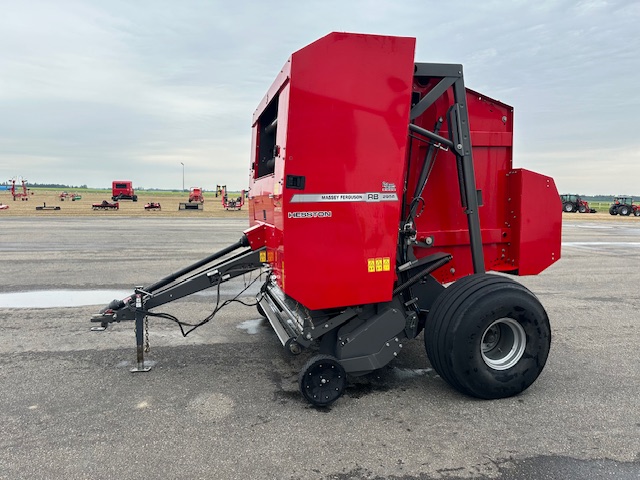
[0,188,247,218]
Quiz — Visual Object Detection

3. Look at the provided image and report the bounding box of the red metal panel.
[407,88,517,283]
[407,88,561,282]
[249,32,416,309]
[506,169,562,275]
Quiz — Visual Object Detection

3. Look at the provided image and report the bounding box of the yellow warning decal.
[368,256,392,273]
[259,251,267,262]
[367,259,375,273]
[375,258,383,272]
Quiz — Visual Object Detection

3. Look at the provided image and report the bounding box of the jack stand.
[131,295,151,373]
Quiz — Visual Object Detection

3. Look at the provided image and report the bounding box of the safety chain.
[144,315,150,353]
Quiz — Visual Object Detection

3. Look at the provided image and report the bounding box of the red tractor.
[92,33,561,407]
[188,187,204,203]
[609,196,640,216]
[560,194,596,213]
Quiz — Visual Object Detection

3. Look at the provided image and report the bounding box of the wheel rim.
[481,318,527,370]
[300,359,345,406]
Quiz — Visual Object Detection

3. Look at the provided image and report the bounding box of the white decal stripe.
[290,193,398,203]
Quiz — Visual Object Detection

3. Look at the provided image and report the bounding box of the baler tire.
[298,354,346,407]
[424,273,551,399]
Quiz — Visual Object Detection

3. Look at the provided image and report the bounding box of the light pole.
[180,162,184,191]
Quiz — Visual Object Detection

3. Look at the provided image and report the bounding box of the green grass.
[589,202,612,210]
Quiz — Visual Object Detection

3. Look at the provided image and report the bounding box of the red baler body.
[248,32,561,311]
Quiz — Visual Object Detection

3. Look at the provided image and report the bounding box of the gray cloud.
[1,0,638,194]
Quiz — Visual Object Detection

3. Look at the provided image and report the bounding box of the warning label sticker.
[367,257,392,273]
[367,259,375,273]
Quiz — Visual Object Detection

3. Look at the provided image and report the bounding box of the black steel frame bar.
[408,63,485,274]
[410,76,456,120]
[450,76,485,273]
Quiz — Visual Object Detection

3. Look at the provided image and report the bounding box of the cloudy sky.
[1,0,638,194]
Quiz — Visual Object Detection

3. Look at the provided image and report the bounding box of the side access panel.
[249,33,416,310]
[505,169,562,275]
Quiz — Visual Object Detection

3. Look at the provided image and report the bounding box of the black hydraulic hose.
[392,255,451,296]
[143,236,249,293]
[407,117,443,223]
[409,123,453,149]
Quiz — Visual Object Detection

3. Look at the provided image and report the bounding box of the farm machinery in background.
[92,200,119,210]
[36,203,61,211]
[9,178,31,201]
[178,188,205,210]
[560,194,596,213]
[111,180,137,202]
[59,191,82,201]
[609,196,640,216]
[91,32,562,407]
[179,187,204,210]
[188,187,205,203]
[215,184,245,210]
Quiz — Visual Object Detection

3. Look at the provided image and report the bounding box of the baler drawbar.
[91,32,562,406]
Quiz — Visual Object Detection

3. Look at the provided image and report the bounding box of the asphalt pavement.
[0,217,638,479]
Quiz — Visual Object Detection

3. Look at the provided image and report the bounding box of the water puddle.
[0,290,131,309]
[236,319,264,334]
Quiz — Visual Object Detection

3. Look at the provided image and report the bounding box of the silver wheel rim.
[481,318,526,370]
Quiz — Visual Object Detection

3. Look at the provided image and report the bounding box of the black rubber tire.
[298,354,346,407]
[424,273,551,399]
[609,206,617,215]
[620,205,630,216]
[562,202,574,213]
[634,209,640,217]
[133,195,138,202]
[578,205,587,213]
